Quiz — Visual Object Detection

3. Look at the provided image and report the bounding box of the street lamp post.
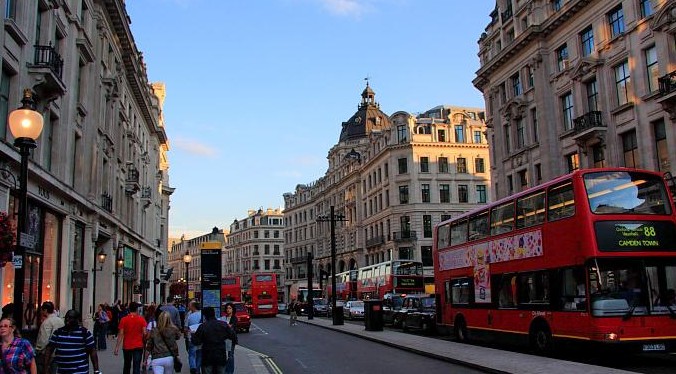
[183,252,192,303]
[8,89,43,331]
[92,249,107,315]
[115,243,124,302]
[317,206,347,325]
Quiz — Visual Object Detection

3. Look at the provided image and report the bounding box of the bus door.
[554,268,590,340]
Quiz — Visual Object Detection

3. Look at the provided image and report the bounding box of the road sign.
[19,233,35,249]
[12,255,22,269]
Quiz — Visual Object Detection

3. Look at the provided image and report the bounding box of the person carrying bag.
[144,311,182,374]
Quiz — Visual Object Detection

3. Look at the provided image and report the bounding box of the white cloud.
[320,0,372,17]
[172,137,218,157]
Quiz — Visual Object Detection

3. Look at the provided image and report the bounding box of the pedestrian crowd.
[0,296,237,374]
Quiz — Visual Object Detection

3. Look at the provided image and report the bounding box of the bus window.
[497,274,517,308]
[560,268,586,311]
[547,181,575,221]
[490,201,515,236]
[516,191,546,229]
[518,271,550,305]
[584,171,671,215]
[437,223,451,249]
[451,278,472,305]
[469,211,490,241]
[450,219,468,245]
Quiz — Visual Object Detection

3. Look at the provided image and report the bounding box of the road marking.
[251,323,269,334]
[294,358,308,369]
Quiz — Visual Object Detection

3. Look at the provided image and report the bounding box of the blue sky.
[125,0,495,238]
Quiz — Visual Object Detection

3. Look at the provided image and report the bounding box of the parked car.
[343,300,365,320]
[327,300,345,317]
[222,301,251,333]
[400,295,436,334]
[313,298,329,316]
[382,293,405,327]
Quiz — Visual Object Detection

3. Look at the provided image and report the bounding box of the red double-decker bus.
[357,259,424,299]
[327,269,358,301]
[250,273,278,316]
[434,168,676,354]
[221,276,242,302]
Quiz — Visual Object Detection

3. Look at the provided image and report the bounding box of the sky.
[125,0,495,239]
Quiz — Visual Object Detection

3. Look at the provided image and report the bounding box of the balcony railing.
[658,71,676,96]
[34,44,63,79]
[573,111,604,133]
[366,236,385,248]
[393,231,417,242]
[101,193,113,212]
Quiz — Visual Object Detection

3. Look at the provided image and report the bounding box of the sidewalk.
[96,335,272,374]
[279,314,636,374]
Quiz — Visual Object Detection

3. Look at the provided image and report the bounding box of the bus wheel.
[529,322,552,355]
[454,317,469,343]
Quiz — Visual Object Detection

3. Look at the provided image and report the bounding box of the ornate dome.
[339,83,391,142]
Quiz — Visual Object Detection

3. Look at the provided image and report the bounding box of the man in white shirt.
[36,301,65,374]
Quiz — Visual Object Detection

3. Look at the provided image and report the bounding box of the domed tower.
[339,82,391,142]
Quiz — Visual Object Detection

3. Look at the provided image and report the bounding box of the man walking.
[35,301,64,374]
[114,301,147,374]
[185,301,203,374]
[44,309,101,374]
[191,307,235,374]
[289,299,298,326]
[160,296,182,329]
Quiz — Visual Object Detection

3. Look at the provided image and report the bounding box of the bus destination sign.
[595,221,676,251]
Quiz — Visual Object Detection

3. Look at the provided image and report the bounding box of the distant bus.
[250,273,278,316]
[356,259,425,299]
[327,269,358,301]
[434,168,676,354]
[221,276,242,302]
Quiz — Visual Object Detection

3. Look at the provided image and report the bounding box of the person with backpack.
[44,309,100,374]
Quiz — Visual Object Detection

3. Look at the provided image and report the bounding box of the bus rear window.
[584,171,672,215]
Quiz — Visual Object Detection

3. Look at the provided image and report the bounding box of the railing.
[573,111,604,133]
[366,236,385,248]
[658,70,676,95]
[393,231,417,242]
[34,45,63,79]
[101,193,113,212]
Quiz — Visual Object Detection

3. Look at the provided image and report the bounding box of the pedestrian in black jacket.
[191,307,235,373]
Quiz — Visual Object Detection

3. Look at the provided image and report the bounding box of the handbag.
[158,329,182,372]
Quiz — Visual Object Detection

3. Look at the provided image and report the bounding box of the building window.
[580,26,594,57]
[0,69,11,139]
[423,215,432,238]
[420,157,429,173]
[556,44,568,72]
[458,185,469,203]
[455,125,465,143]
[457,157,467,173]
[518,170,528,189]
[475,158,485,173]
[534,164,542,183]
[645,46,659,93]
[508,175,513,195]
[639,0,654,18]
[421,184,431,203]
[437,129,446,142]
[511,72,522,96]
[608,5,625,38]
[592,144,605,168]
[504,123,511,153]
[384,162,388,178]
[476,185,487,203]
[398,158,407,174]
[5,0,16,18]
[473,130,482,144]
[531,108,538,142]
[528,65,534,87]
[654,120,669,171]
[441,214,452,222]
[561,92,574,130]
[516,118,525,149]
[553,0,563,11]
[566,153,580,172]
[399,247,412,260]
[615,60,631,106]
[397,125,408,143]
[586,79,599,112]
[440,184,450,203]
[400,216,411,234]
[421,246,433,266]
[438,157,449,173]
[399,185,409,204]
[622,130,638,168]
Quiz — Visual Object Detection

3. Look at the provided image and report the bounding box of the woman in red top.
[114,302,147,374]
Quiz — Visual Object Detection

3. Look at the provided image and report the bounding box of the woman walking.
[143,311,181,374]
[0,317,37,374]
[222,303,239,374]
[94,304,109,350]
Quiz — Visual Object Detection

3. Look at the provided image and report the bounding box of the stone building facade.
[0,0,172,330]
[224,208,285,301]
[473,0,676,199]
[282,84,490,301]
